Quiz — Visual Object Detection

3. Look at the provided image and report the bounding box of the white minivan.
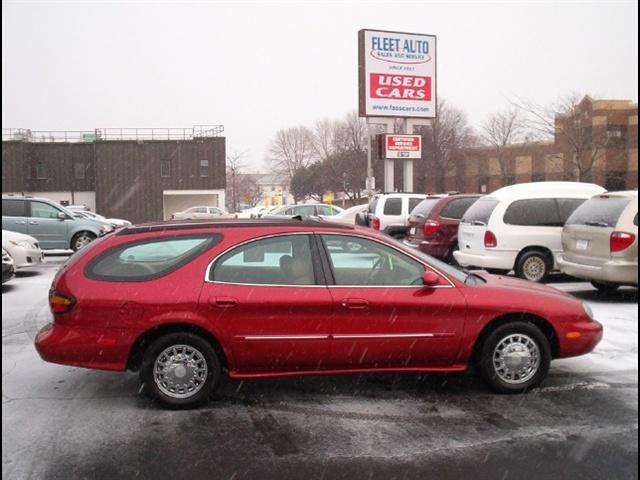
[454,182,606,282]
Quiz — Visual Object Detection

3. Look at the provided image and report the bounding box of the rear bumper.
[557,254,638,285]
[404,239,449,259]
[454,249,516,271]
[34,322,132,371]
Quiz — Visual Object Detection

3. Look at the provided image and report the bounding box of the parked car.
[35,218,602,407]
[170,206,234,220]
[263,204,344,218]
[2,248,16,284]
[405,194,482,263]
[454,182,606,282]
[2,195,115,251]
[322,204,369,225]
[66,206,132,228]
[2,230,44,269]
[558,191,638,292]
[365,193,431,238]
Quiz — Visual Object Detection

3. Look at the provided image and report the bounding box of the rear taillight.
[423,220,441,237]
[372,217,381,230]
[49,290,76,314]
[610,231,636,252]
[484,230,498,248]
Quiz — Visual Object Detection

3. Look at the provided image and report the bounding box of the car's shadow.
[2,284,16,294]
[16,270,42,278]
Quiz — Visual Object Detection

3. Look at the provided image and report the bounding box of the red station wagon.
[35,219,603,407]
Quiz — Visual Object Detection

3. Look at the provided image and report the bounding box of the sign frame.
[359,29,437,119]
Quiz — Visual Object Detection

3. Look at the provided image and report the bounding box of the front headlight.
[582,302,595,321]
[100,224,114,234]
[9,240,31,248]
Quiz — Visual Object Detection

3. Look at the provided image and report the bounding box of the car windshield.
[460,197,499,225]
[384,235,469,283]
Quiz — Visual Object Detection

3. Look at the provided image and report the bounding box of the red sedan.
[35,219,603,407]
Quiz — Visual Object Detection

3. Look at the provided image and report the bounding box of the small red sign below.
[385,134,422,159]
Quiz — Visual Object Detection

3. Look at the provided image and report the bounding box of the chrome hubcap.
[154,344,208,399]
[75,235,93,249]
[493,334,540,384]
[522,256,546,281]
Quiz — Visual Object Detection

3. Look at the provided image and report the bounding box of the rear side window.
[86,235,220,282]
[566,196,633,228]
[440,197,480,220]
[461,198,499,225]
[503,199,561,227]
[411,198,440,217]
[2,199,26,217]
[557,198,587,223]
[383,198,403,216]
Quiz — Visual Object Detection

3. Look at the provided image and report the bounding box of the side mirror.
[57,212,69,220]
[422,270,441,287]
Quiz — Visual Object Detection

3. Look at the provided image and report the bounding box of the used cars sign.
[359,29,437,118]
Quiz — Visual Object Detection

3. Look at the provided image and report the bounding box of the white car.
[454,181,606,282]
[170,206,235,220]
[66,206,132,228]
[322,204,369,225]
[366,193,433,238]
[2,229,44,269]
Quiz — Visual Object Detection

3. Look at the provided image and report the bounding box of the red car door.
[199,233,333,374]
[319,234,467,369]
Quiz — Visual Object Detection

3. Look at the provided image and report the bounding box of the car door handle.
[28,221,39,225]
[209,297,239,309]
[341,299,369,310]
[15,220,26,224]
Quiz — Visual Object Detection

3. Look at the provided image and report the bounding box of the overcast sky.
[2,0,638,170]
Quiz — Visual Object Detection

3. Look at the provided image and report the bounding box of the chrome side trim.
[238,335,330,341]
[333,333,455,339]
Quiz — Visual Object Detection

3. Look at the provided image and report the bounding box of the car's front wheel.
[71,231,96,251]
[479,322,551,393]
[140,333,221,408]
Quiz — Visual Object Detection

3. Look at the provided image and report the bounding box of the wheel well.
[70,230,96,245]
[469,313,559,365]
[514,246,554,270]
[127,323,228,372]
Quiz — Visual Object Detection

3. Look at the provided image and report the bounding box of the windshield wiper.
[585,221,610,228]
[471,220,487,226]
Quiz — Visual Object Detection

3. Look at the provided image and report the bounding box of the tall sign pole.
[359,29,437,194]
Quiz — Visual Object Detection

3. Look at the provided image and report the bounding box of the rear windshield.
[461,198,499,225]
[85,234,221,282]
[410,198,440,217]
[368,197,380,214]
[566,196,633,228]
[440,197,480,219]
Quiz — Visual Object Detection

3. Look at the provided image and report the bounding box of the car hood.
[470,270,574,299]
[2,229,38,244]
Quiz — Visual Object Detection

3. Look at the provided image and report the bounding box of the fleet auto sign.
[384,134,422,159]
[359,29,437,118]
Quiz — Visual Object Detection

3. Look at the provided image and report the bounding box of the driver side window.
[321,235,424,286]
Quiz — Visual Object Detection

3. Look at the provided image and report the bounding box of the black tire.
[479,322,551,393]
[446,242,460,267]
[71,231,96,251]
[140,332,221,408]
[515,250,552,283]
[590,280,620,294]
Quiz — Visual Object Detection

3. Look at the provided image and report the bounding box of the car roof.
[2,194,55,203]
[116,218,357,236]
[488,182,606,200]
[598,190,638,198]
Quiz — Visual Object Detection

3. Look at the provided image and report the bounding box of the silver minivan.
[2,195,114,251]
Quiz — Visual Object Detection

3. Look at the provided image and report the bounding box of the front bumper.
[557,254,638,286]
[35,322,132,371]
[454,249,517,271]
[556,319,604,358]
[13,247,45,269]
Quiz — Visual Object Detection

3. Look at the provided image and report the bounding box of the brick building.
[418,96,637,193]
[2,127,226,224]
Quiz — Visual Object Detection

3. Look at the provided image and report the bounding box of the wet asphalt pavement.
[2,257,638,480]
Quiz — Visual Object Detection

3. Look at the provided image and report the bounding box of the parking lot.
[1,256,637,480]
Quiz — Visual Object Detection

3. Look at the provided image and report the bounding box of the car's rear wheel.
[140,333,221,408]
[515,250,551,283]
[590,280,620,294]
[71,231,96,251]
[479,322,551,393]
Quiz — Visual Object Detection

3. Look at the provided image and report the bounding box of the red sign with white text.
[385,134,422,159]
[370,74,432,101]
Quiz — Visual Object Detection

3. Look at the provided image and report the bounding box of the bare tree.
[226,150,247,213]
[266,126,316,181]
[421,100,475,192]
[512,93,607,182]
[480,108,529,185]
